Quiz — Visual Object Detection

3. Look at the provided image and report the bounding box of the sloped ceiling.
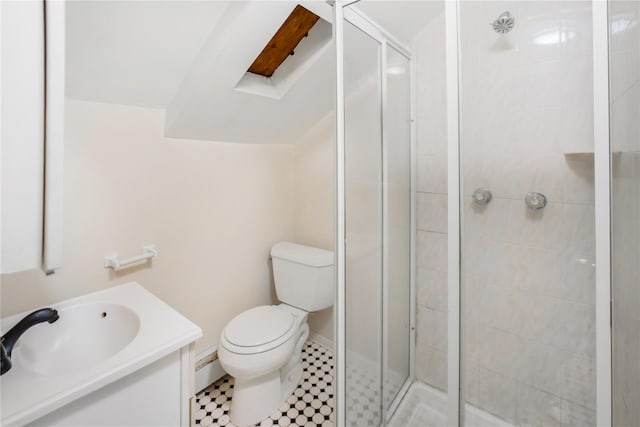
[164,1,334,145]
[66,1,436,145]
[66,1,229,108]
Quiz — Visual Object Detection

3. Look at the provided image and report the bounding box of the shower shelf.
[564,151,621,157]
[564,151,594,157]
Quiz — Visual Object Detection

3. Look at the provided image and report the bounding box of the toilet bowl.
[218,242,333,427]
[218,305,309,426]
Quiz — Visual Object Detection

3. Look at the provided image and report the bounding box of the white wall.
[0,99,295,354]
[293,113,335,342]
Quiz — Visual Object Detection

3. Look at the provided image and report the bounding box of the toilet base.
[280,321,309,398]
[281,363,302,402]
[230,370,282,427]
[225,308,310,427]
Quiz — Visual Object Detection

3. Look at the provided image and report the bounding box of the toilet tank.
[270,242,334,312]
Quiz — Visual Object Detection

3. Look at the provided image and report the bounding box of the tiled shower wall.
[414,9,450,392]
[610,1,640,425]
[415,2,597,425]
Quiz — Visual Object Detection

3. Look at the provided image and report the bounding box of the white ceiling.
[65,1,438,144]
[66,1,229,108]
[356,1,444,46]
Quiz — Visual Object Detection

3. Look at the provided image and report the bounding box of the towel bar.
[104,245,157,270]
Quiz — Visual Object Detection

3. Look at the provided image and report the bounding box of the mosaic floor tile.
[194,340,334,427]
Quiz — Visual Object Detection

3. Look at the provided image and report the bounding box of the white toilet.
[218,241,334,427]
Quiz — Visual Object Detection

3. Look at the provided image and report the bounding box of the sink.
[1,283,202,426]
[13,303,140,376]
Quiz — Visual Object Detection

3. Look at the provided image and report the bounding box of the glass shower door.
[382,45,412,414]
[343,18,384,427]
[340,4,413,425]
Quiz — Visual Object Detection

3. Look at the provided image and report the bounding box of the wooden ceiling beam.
[248,5,320,78]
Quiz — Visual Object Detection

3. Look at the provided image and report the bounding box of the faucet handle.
[525,192,547,210]
[472,188,492,205]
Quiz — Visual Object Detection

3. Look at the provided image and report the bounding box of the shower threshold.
[388,381,513,427]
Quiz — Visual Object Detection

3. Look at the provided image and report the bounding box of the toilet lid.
[224,306,294,348]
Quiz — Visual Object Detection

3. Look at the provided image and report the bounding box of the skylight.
[247,5,320,78]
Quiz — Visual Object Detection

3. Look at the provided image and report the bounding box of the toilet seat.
[222,306,296,355]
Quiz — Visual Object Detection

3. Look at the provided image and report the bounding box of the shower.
[333,0,629,426]
[490,11,515,34]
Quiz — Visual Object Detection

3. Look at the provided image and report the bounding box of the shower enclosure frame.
[334,1,613,426]
[333,2,416,426]
[592,1,612,425]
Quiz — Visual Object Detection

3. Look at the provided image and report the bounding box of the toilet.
[218,241,334,427]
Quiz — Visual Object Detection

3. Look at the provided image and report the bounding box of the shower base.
[388,381,514,427]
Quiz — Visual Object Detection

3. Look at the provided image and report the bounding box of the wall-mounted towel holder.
[104,245,157,270]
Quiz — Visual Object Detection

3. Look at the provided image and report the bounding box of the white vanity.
[0,283,202,426]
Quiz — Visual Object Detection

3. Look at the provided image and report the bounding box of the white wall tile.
[417,231,448,273]
[417,192,448,233]
[417,306,447,351]
[476,327,528,379]
[560,354,596,409]
[478,368,517,423]
[415,343,447,391]
[518,341,568,395]
[564,156,595,204]
[611,83,640,153]
[561,399,596,427]
[516,382,563,427]
[465,359,481,406]
[561,249,596,305]
[416,267,447,312]
[418,155,447,194]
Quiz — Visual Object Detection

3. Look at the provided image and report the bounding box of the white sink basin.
[13,303,140,376]
[1,283,202,426]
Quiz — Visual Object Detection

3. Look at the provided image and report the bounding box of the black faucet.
[1,308,59,375]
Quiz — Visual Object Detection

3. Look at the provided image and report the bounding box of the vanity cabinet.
[26,349,191,427]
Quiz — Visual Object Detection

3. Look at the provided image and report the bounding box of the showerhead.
[491,11,515,34]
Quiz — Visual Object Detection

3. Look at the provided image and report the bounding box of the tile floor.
[193,340,334,427]
[343,351,409,427]
[344,354,381,427]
